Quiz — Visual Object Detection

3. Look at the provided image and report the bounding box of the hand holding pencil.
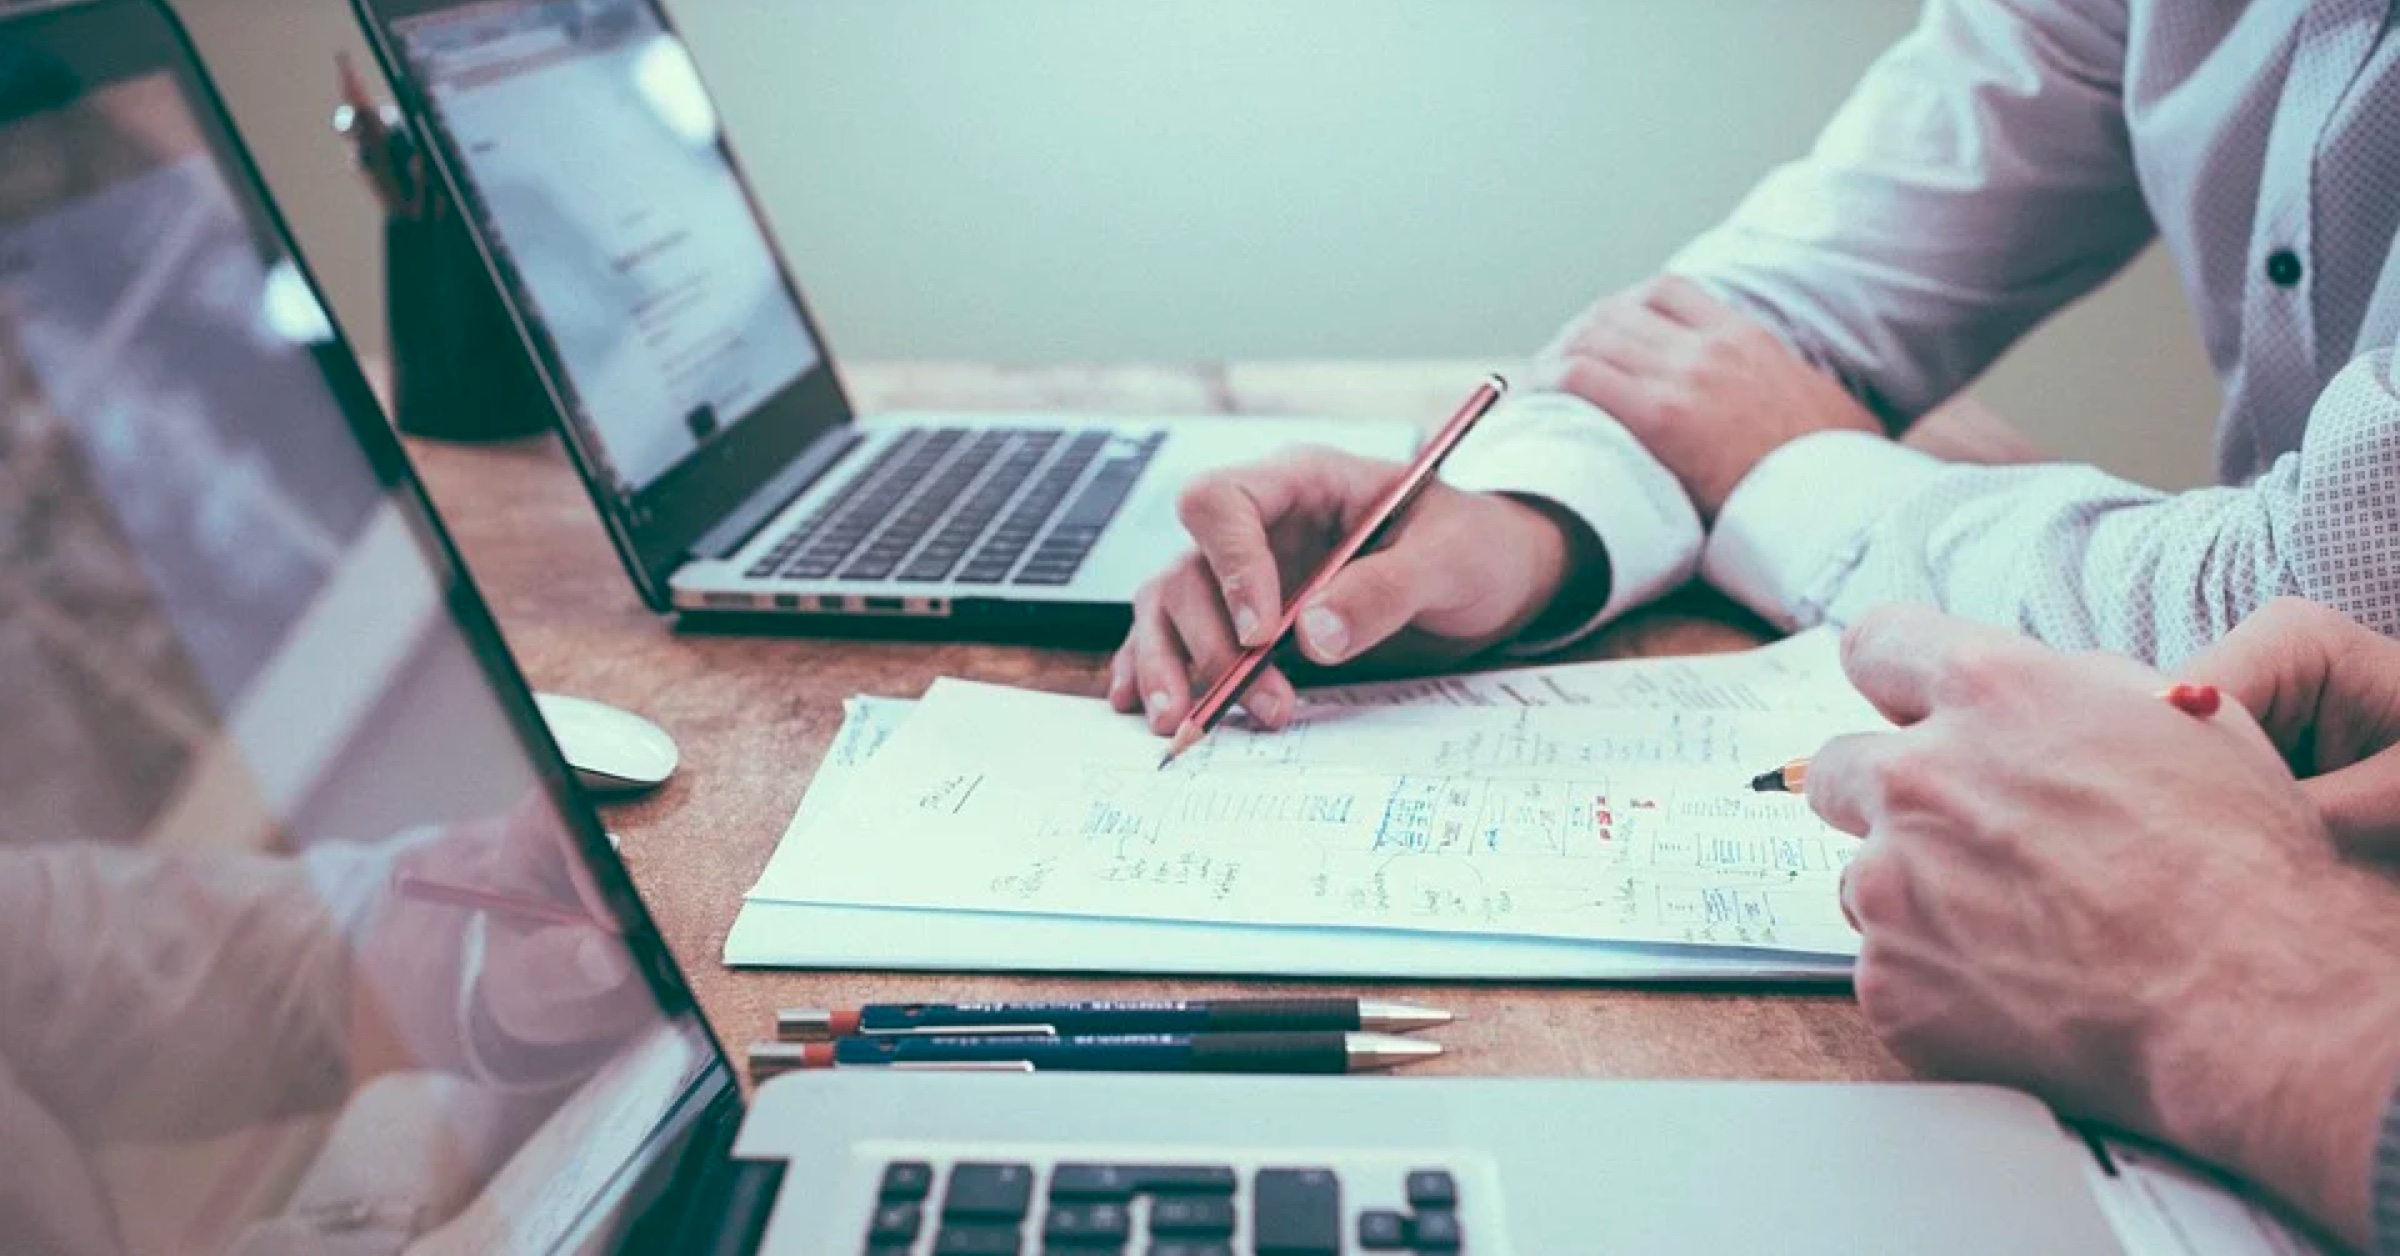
[1113,376,1600,745]
[1158,375,1507,765]
[1748,681,2223,796]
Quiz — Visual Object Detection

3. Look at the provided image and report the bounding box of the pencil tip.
[1157,725,1200,770]
[1748,770,1785,793]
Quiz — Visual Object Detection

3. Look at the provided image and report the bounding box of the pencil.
[1158,374,1510,768]
[1745,682,2223,796]
[391,870,617,933]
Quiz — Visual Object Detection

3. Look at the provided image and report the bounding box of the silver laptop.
[0,3,2282,1252]
[349,0,1412,636]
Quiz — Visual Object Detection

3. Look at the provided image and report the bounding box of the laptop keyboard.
[861,1159,1466,1254]
[744,426,1166,589]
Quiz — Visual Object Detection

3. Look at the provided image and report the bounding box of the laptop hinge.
[688,429,863,563]
[666,1156,788,1256]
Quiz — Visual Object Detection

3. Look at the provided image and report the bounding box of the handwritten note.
[759,632,1879,956]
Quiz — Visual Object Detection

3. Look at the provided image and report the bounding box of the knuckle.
[1863,744,1947,819]
[1174,475,1239,531]
[1851,949,1933,1066]
[1850,944,1897,1024]
[1132,576,1169,617]
[1932,642,2024,708]
[1730,322,1780,357]
[1357,561,1418,609]
[1844,852,1907,928]
[1557,358,1610,402]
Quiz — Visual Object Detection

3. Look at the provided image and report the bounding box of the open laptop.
[0,6,2308,1253]
[346,0,1413,636]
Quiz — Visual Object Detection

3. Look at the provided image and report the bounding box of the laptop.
[0,6,2293,1253]
[347,0,1413,636]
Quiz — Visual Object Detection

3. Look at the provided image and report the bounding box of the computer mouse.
[534,692,680,796]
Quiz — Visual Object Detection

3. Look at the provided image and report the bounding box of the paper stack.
[728,630,1881,982]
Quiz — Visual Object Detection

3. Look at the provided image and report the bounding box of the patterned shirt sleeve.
[1665,0,2154,428]
[2378,1082,2400,1256]
[1700,348,2400,665]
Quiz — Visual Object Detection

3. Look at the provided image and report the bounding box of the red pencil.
[1159,374,1509,768]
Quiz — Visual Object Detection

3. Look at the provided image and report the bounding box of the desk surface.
[406,362,2036,1085]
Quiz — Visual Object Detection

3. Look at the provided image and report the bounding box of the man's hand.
[1806,605,2400,1252]
[1110,448,1586,734]
[1538,276,1879,519]
[355,796,652,1087]
[2179,597,2400,862]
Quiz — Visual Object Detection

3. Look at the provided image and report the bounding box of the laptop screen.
[0,3,725,1252]
[382,0,837,559]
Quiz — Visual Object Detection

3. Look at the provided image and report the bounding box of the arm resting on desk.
[1702,347,2400,665]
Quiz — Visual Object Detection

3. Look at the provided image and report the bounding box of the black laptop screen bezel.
[0,0,744,1245]
[351,0,859,609]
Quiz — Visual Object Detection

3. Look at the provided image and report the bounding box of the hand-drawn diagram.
[784,670,1875,957]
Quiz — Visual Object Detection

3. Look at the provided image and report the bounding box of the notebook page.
[733,697,1853,981]
[765,635,1879,955]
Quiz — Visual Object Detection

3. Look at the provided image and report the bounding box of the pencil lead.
[1157,724,1200,770]
[1749,769,1787,793]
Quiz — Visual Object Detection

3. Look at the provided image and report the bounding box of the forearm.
[1665,0,2152,426]
[0,844,361,1143]
[1704,436,2291,664]
[1708,349,2400,665]
[2146,867,2400,1253]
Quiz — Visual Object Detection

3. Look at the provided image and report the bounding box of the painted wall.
[176,0,2221,488]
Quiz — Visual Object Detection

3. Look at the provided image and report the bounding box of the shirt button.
[2265,249,2304,287]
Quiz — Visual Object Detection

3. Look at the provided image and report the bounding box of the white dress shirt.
[1441,0,2400,666]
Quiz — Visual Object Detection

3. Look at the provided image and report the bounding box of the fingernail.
[1233,605,1263,645]
[1248,689,1285,724]
[1145,690,1172,718]
[1301,606,1350,660]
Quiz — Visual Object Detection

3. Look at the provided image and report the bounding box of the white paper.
[722,898,1851,981]
[756,633,1877,956]
[733,696,1849,981]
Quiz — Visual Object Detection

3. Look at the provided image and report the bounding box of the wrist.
[1494,493,1609,642]
[2146,867,2400,1250]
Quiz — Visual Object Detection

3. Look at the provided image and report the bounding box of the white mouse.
[534,693,679,796]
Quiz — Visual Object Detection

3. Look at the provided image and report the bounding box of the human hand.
[1806,606,2400,1251]
[2178,597,2400,862]
[354,796,652,1087]
[1535,276,1879,520]
[1109,447,1587,734]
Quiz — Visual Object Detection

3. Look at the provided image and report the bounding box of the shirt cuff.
[1702,430,1946,631]
[1439,390,1703,654]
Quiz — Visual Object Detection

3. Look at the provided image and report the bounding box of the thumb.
[1293,550,1433,665]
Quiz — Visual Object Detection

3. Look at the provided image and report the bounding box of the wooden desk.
[405,362,2035,1084]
